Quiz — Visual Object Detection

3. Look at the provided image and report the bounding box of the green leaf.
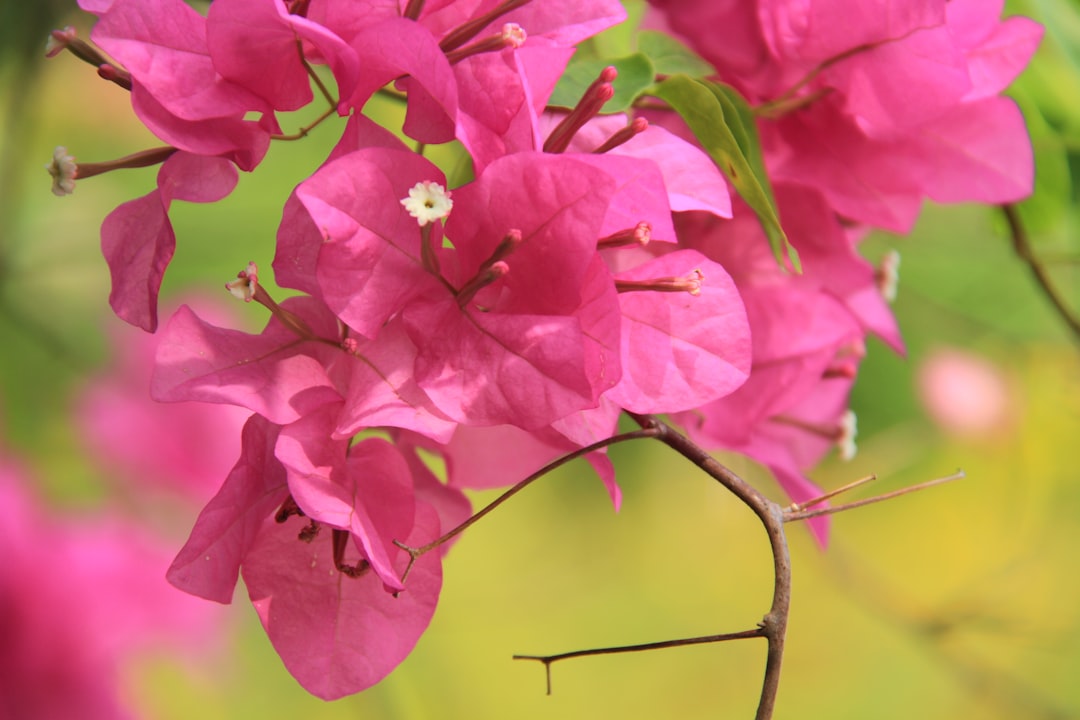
[549,53,656,114]
[651,74,799,271]
[637,30,716,78]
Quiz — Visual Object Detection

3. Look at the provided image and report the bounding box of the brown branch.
[626,413,790,720]
[514,628,765,695]
[1001,204,1080,344]
[393,426,660,584]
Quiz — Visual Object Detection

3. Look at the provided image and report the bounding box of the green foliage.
[549,53,656,113]
[636,30,716,77]
[650,74,799,271]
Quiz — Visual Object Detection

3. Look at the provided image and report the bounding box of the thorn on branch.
[784,470,965,523]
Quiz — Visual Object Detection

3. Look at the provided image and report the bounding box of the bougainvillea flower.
[152,294,456,443]
[168,413,445,700]
[647,0,1042,231]
[284,148,623,429]
[605,249,752,413]
[82,0,278,168]
[678,184,903,352]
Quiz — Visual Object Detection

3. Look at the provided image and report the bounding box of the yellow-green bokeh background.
[1,1,1077,718]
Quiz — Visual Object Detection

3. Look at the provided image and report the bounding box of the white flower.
[400,181,453,227]
[47,146,77,196]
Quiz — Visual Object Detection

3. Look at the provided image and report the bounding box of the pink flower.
[648,0,1043,231]
[916,347,1014,438]
[152,294,455,443]
[283,148,624,429]
[0,461,222,719]
[167,413,451,699]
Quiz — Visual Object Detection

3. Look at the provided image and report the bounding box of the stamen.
[275,494,305,523]
[445,23,526,64]
[286,0,311,16]
[543,67,618,154]
[97,63,133,90]
[47,146,178,195]
[439,0,532,53]
[46,27,107,66]
[402,0,426,20]
[772,410,858,460]
[298,519,321,542]
[822,359,858,379]
[598,222,651,249]
[615,268,704,296]
[487,229,524,265]
[592,117,649,154]
[332,529,371,578]
[227,261,319,341]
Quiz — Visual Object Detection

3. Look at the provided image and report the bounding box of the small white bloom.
[838,410,858,461]
[878,250,900,303]
[400,181,453,227]
[47,146,77,196]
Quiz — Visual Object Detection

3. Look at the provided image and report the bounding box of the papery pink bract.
[77,299,249,503]
[101,152,238,331]
[168,414,288,604]
[606,249,751,413]
[243,502,442,700]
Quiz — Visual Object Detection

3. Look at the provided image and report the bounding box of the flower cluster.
[50,0,1040,701]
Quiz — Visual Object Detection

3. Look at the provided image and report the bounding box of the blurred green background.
[0,1,1077,718]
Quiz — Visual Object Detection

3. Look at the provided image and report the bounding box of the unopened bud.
[616,268,704,296]
[593,117,649,154]
[598,222,651,249]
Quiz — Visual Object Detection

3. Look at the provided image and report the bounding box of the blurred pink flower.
[77,298,251,505]
[0,461,222,720]
[917,347,1013,438]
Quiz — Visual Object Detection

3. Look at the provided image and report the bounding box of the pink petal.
[758,0,945,64]
[151,305,342,423]
[101,190,173,332]
[335,320,457,443]
[168,414,287,603]
[903,97,1035,203]
[242,502,442,700]
[275,410,415,591]
[607,250,751,413]
[207,0,359,112]
[295,147,447,338]
[92,0,269,120]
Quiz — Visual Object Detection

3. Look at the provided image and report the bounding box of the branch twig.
[626,413,790,720]
[1001,204,1080,343]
